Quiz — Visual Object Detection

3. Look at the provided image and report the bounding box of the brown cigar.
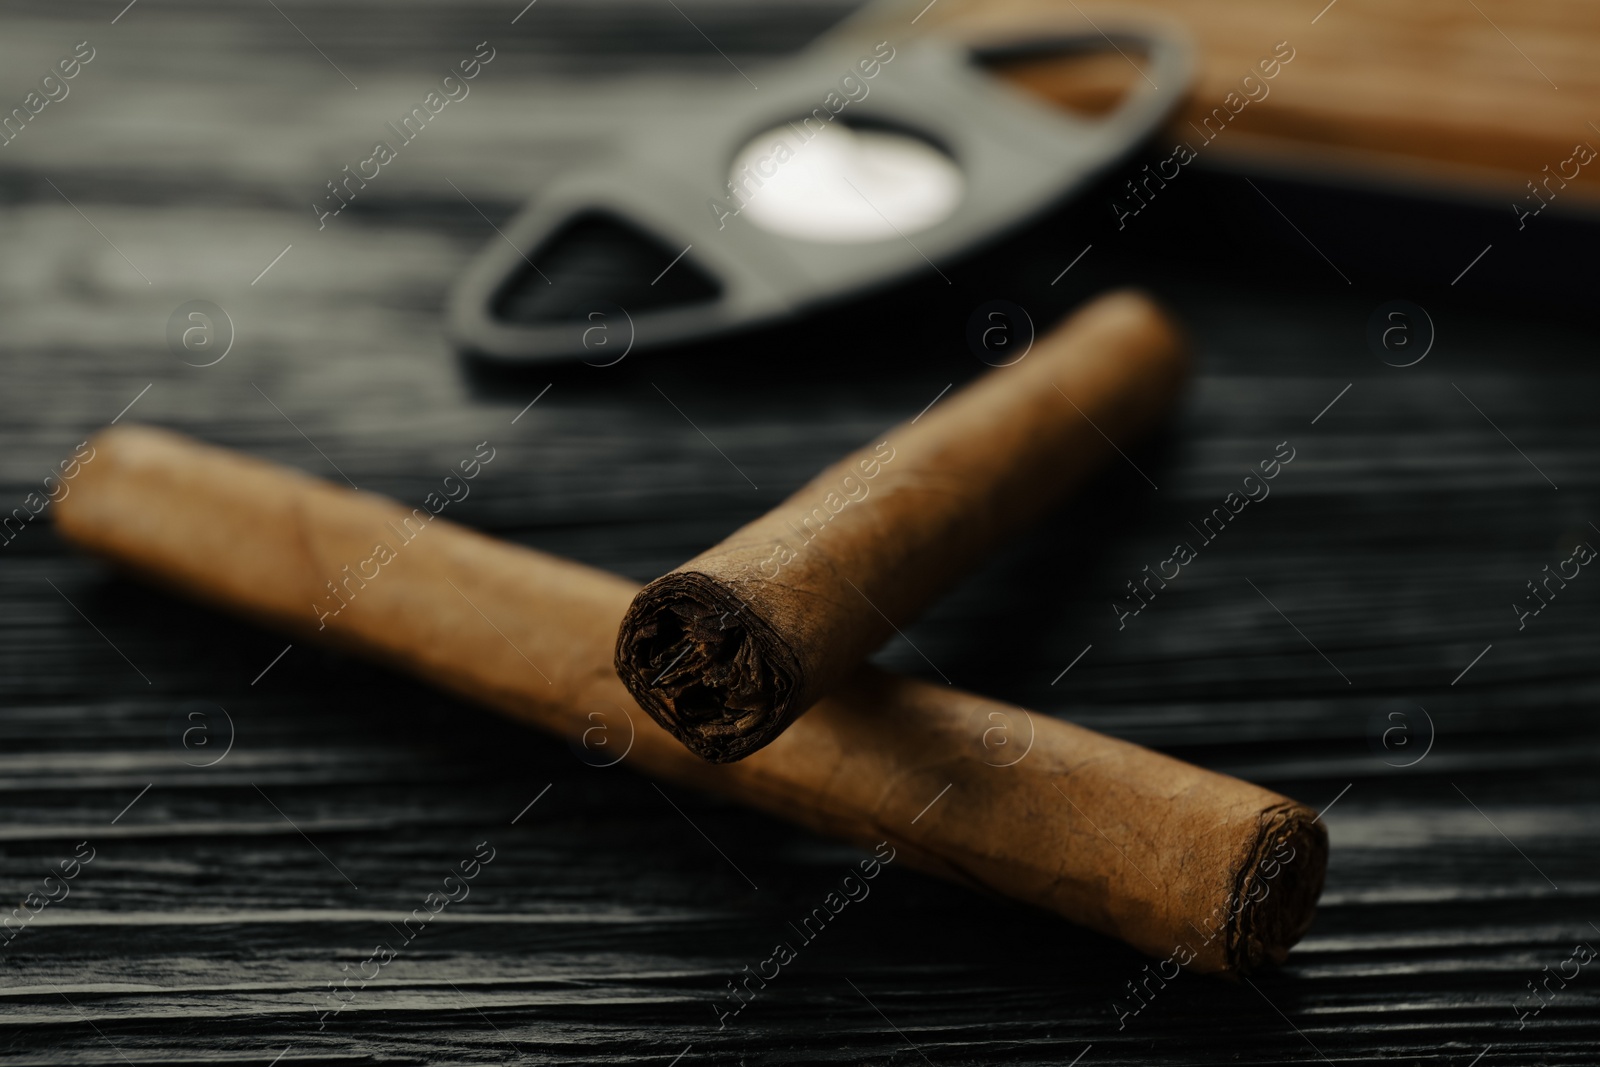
[53,425,1322,975]
[614,290,1186,763]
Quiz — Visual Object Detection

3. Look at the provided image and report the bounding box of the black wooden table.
[3,2,1597,1064]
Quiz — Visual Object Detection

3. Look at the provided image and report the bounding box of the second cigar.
[615,289,1187,762]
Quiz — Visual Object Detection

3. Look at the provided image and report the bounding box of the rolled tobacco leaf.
[615,289,1187,762]
[53,424,1322,975]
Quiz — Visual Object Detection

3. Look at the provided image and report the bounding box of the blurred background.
[1,0,1597,1063]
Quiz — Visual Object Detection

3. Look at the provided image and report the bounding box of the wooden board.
[910,0,1600,205]
[1,2,1596,1064]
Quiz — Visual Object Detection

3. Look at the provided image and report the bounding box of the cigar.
[614,290,1186,763]
[54,425,1323,975]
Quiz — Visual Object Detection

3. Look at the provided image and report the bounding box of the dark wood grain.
[2,2,1597,1065]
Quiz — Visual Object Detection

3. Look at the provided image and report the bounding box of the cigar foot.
[1229,804,1328,973]
[615,571,801,763]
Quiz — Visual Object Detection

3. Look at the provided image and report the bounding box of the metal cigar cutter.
[447,9,1192,364]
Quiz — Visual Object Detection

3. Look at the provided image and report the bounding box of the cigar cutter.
[446,17,1192,364]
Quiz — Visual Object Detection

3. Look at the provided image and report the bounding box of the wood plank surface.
[1,2,1597,1065]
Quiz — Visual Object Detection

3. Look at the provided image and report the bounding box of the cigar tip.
[1227,802,1329,974]
[1094,286,1190,369]
[614,571,802,763]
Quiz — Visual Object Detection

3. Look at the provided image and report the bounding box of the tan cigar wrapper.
[55,425,1324,974]
[615,290,1188,763]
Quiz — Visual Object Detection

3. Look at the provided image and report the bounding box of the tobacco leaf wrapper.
[55,426,1324,974]
[615,290,1187,763]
